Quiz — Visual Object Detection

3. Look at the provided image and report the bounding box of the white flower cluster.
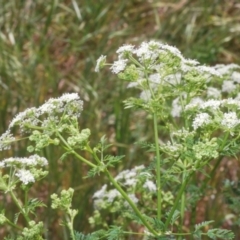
[213,64,240,94]
[114,165,145,187]
[0,154,48,185]
[94,55,106,72]
[15,169,35,185]
[92,184,121,209]
[192,113,211,130]
[143,180,157,192]
[0,154,48,168]
[221,112,240,129]
[0,130,15,151]
[8,93,83,131]
[214,63,240,75]
[207,87,221,99]
[190,98,240,130]
[92,165,157,209]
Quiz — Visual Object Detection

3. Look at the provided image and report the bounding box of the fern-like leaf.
[106,226,123,240]
[207,228,235,240]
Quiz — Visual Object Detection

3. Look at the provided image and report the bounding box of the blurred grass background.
[0,0,240,239]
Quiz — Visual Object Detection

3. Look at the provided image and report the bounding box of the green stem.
[87,145,159,235]
[165,174,192,229]
[5,218,23,231]
[179,160,187,236]
[104,169,159,236]
[9,190,30,226]
[153,113,161,220]
[66,214,76,240]
[56,133,97,168]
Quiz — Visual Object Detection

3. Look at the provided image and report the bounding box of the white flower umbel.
[116,44,135,59]
[143,180,157,192]
[0,130,15,150]
[165,73,181,85]
[95,55,106,72]
[8,93,83,133]
[171,98,182,118]
[222,80,236,93]
[92,184,107,199]
[214,63,240,75]
[232,71,240,83]
[207,87,221,99]
[221,112,240,129]
[196,65,221,77]
[110,59,128,74]
[38,93,83,117]
[185,97,204,111]
[134,41,160,62]
[140,90,151,102]
[200,99,222,110]
[106,189,120,202]
[192,113,211,130]
[15,169,35,185]
[0,155,48,168]
[9,107,40,130]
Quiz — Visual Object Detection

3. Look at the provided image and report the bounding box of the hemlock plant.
[0,41,239,239]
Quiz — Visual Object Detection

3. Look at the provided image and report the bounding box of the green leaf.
[26,198,46,215]
[194,221,214,231]
[207,228,235,240]
[170,210,180,225]
[106,226,123,240]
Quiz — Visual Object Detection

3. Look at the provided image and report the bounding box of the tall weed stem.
[153,113,162,220]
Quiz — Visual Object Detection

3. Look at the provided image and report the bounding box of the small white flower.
[196,66,221,77]
[183,58,199,66]
[222,98,240,107]
[124,178,137,186]
[1,155,48,168]
[207,87,221,99]
[171,98,182,117]
[232,71,240,83]
[0,130,15,150]
[95,55,106,72]
[134,42,151,58]
[134,165,145,171]
[161,44,183,59]
[143,180,157,192]
[134,42,160,62]
[9,107,39,129]
[38,93,83,117]
[192,113,211,130]
[200,99,222,110]
[106,189,120,202]
[221,112,240,129]
[116,44,134,59]
[149,73,161,84]
[222,80,236,93]
[110,59,128,74]
[185,97,204,110]
[165,73,181,85]
[92,184,107,199]
[140,90,151,102]
[15,169,35,185]
[214,63,240,75]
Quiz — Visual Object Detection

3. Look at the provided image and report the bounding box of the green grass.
[0,0,240,239]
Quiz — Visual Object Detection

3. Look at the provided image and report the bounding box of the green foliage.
[1,1,240,239]
[206,228,235,240]
[106,226,124,240]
